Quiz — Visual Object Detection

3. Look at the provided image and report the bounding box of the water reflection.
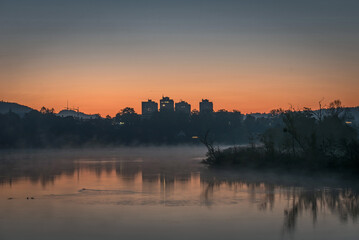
[201,180,359,233]
[0,147,358,237]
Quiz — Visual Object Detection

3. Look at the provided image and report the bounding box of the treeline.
[0,107,279,148]
[202,100,359,171]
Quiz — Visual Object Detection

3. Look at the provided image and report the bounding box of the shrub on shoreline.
[202,100,359,171]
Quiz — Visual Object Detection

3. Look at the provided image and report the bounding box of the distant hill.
[0,101,34,117]
[57,109,100,120]
[0,101,100,119]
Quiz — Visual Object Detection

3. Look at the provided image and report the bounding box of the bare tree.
[328,99,344,117]
[311,98,325,122]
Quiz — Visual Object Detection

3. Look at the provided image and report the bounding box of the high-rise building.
[141,99,158,118]
[160,96,174,112]
[199,99,213,113]
[175,101,191,114]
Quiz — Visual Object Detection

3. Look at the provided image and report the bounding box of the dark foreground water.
[0,147,358,240]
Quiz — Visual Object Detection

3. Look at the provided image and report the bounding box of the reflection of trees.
[200,179,276,209]
[201,181,215,207]
[0,157,78,186]
[283,189,359,232]
[258,184,275,211]
[0,152,196,188]
[199,178,359,232]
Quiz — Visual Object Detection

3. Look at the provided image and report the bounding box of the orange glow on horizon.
[1,48,358,117]
[2,85,358,117]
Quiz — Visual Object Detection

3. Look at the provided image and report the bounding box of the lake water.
[0,147,358,240]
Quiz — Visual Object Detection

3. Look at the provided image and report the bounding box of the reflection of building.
[141,99,158,118]
[160,96,174,112]
[199,99,213,113]
[175,101,191,114]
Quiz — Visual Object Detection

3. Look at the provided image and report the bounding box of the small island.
[201,100,359,172]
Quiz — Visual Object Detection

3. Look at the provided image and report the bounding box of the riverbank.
[201,145,359,172]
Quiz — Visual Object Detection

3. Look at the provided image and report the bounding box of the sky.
[0,0,358,116]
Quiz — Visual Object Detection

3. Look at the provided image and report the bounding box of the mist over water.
[0,147,358,240]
